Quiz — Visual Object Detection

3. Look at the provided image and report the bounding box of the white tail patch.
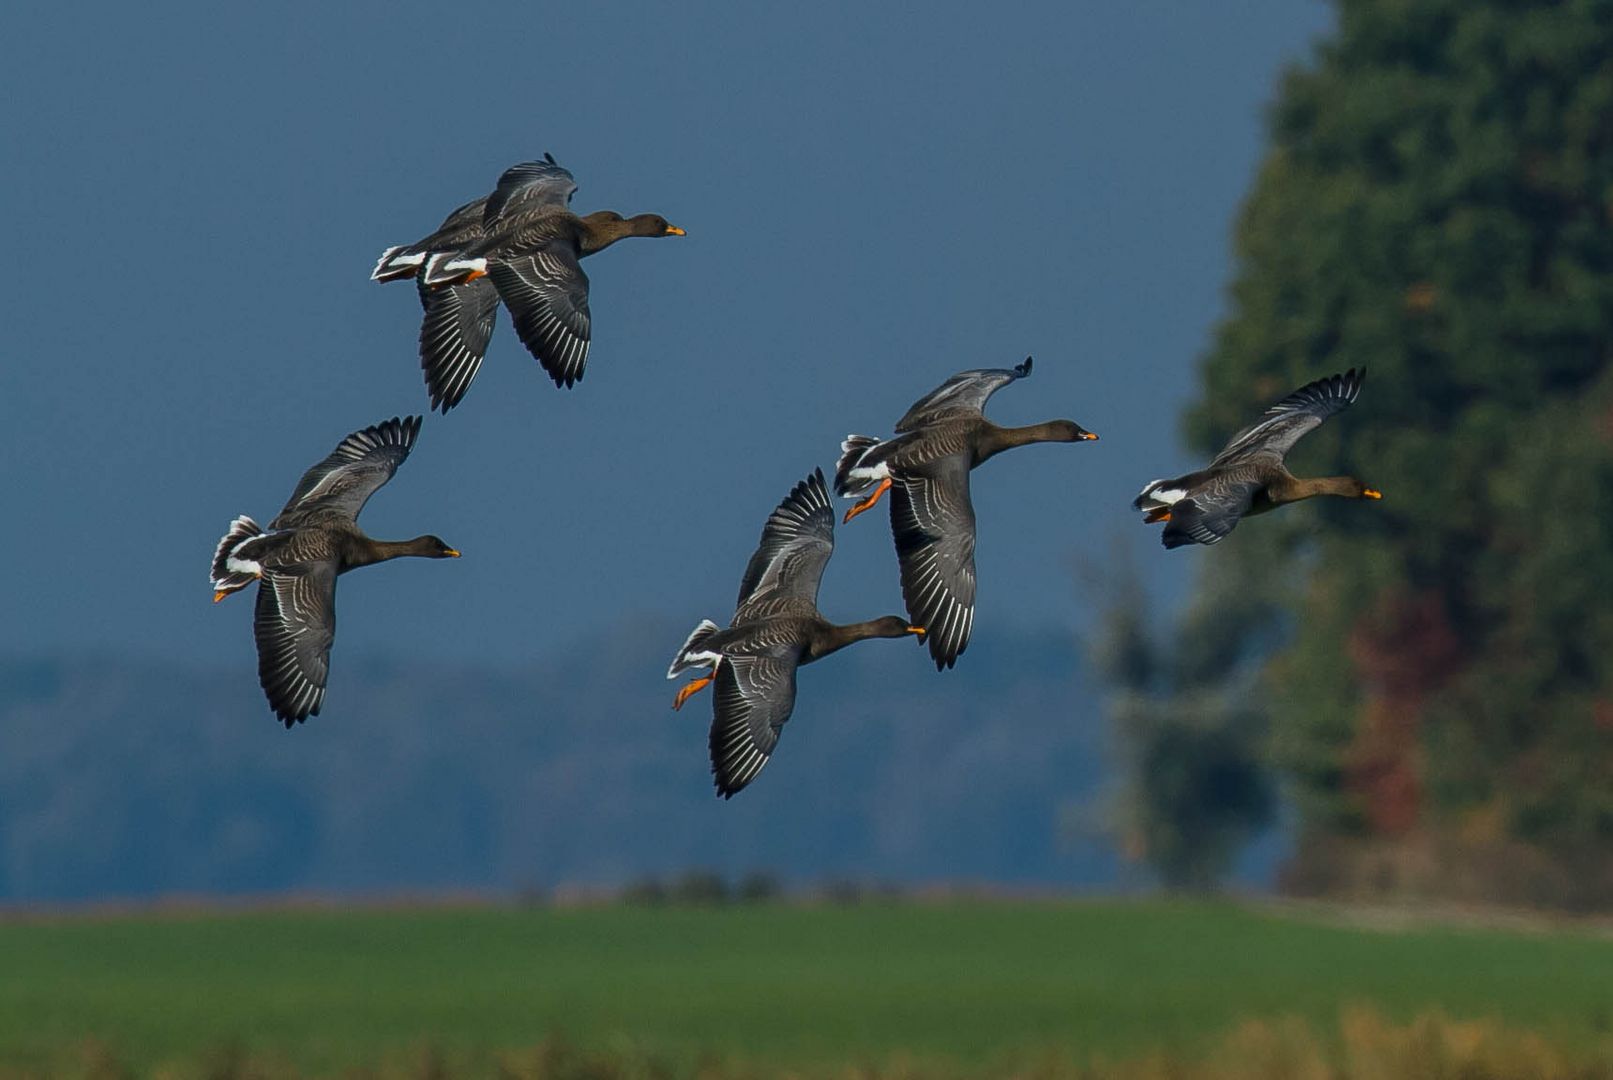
[371,247,402,279]
[834,434,886,497]
[225,556,263,576]
[668,619,721,678]
[423,253,487,286]
[845,460,889,484]
[1135,480,1188,510]
[210,514,266,592]
[373,248,430,282]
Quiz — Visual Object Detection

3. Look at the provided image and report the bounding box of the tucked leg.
[842,478,892,524]
[673,674,714,711]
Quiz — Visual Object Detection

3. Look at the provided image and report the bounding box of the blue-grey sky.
[1,1,1330,669]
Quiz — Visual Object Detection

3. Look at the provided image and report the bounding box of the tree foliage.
[1176,0,1613,905]
[1092,555,1277,892]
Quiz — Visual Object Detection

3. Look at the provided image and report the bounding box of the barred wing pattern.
[416,276,499,412]
[1210,368,1366,468]
[890,456,977,670]
[488,251,592,388]
[893,357,1032,433]
[735,469,835,615]
[1160,477,1262,550]
[275,416,421,524]
[708,654,799,798]
[253,561,337,726]
[481,155,578,226]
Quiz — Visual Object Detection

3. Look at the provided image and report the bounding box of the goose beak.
[1363,489,1382,500]
[213,590,229,603]
[445,549,462,557]
[1079,432,1099,441]
[907,626,927,637]
[665,225,686,236]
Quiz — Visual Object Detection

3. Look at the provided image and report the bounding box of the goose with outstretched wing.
[1133,368,1380,549]
[209,417,460,725]
[415,155,684,391]
[373,156,597,411]
[834,358,1098,670]
[668,469,925,798]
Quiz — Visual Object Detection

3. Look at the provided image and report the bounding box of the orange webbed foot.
[842,478,892,524]
[673,674,713,711]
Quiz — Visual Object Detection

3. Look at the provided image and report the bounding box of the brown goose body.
[667,470,923,798]
[239,521,453,577]
[872,415,1092,474]
[415,158,684,391]
[209,417,459,726]
[696,598,917,669]
[833,358,1097,670]
[375,155,683,404]
[1134,369,1379,549]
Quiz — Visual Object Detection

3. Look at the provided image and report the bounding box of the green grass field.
[1,900,1610,1076]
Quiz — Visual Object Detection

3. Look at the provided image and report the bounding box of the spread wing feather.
[708,655,799,798]
[488,251,592,388]
[890,456,977,669]
[894,357,1032,433]
[735,469,835,615]
[275,416,420,524]
[1210,368,1365,468]
[1160,477,1261,549]
[417,276,499,412]
[481,155,578,226]
[253,562,337,726]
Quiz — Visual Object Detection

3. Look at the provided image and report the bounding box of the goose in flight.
[210,416,460,725]
[1134,368,1380,549]
[668,469,924,798]
[834,357,1097,669]
[385,155,683,397]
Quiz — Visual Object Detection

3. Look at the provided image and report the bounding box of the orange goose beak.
[445,549,462,557]
[213,590,229,603]
[1363,489,1382,500]
[665,225,686,236]
[907,626,926,637]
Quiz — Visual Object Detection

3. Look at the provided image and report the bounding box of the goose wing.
[417,275,499,412]
[1160,475,1261,549]
[253,559,337,725]
[1210,368,1365,468]
[416,198,488,265]
[890,454,976,669]
[708,654,799,798]
[274,416,421,525]
[488,248,591,388]
[735,469,835,615]
[482,154,578,226]
[894,357,1032,433]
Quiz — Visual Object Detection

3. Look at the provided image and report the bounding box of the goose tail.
[210,515,267,600]
[668,619,721,678]
[1133,478,1188,513]
[421,251,488,287]
[834,435,887,498]
[371,246,429,283]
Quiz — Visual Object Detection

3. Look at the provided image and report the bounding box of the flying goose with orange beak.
[834,357,1098,670]
[415,155,684,391]
[210,417,460,725]
[1134,367,1380,549]
[669,469,925,798]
